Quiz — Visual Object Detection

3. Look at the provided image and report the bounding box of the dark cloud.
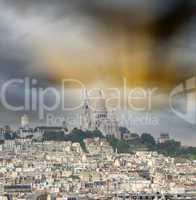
[0,0,195,83]
[1,0,88,19]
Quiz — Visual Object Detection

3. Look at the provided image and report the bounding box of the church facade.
[80,90,120,139]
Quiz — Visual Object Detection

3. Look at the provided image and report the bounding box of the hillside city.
[0,94,195,200]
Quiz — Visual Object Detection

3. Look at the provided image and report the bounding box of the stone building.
[80,90,120,139]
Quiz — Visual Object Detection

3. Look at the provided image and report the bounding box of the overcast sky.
[0,0,195,145]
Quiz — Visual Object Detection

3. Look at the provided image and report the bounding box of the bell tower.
[80,89,92,130]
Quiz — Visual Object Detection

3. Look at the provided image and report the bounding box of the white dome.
[21,114,29,128]
[95,98,106,112]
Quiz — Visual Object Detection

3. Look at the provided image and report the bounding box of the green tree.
[141,133,156,150]
[107,136,132,153]
[157,140,181,157]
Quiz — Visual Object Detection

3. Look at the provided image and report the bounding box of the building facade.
[158,133,170,144]
[80,90,120,139]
